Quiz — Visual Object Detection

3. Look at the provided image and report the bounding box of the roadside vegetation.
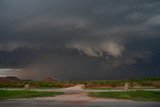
[0,81,74,88]
[0,90,63,100]
[81,78,160,89]
[0,77,159,89]
[89,90,160,102]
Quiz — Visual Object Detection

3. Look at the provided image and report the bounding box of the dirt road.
[34,85,156,103]
[0,85,160,107]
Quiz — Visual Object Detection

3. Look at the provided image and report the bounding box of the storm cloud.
[0,0,160,80]
[66,41,125,57]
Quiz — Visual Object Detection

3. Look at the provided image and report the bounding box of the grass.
[0,90,63,100]
[89,90,160,102]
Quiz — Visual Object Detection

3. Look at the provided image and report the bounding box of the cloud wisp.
[66,41,125,58]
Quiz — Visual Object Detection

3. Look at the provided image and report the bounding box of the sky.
[0,0,160,80]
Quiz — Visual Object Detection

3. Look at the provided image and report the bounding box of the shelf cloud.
[0,0,160,80]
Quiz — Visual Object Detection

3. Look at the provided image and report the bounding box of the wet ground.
[0,100,160,107]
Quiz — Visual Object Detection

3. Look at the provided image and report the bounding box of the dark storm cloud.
[0,0,160,80]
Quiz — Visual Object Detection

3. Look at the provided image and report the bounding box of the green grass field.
[0,90,63,100]
[89,90,160,102]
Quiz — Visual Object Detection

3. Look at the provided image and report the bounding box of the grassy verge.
[0,90,63,100]
[89,90,160,102]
